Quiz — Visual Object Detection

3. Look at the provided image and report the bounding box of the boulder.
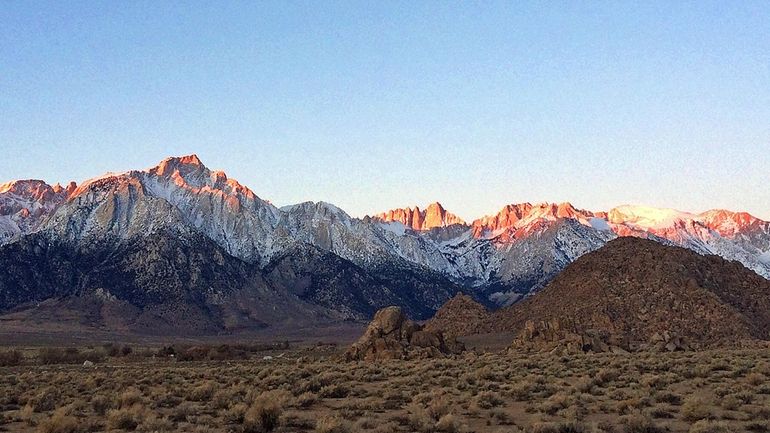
[649,331,690,352]
[344,306,465,362]
[375,306,407,335]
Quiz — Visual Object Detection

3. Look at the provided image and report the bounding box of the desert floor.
[1,338,770,433]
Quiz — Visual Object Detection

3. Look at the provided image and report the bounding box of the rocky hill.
[425,237,770,350]
[487,237,770,349]
[423,293,490,336]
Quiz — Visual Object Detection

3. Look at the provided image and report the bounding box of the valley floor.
[1,343,770,433]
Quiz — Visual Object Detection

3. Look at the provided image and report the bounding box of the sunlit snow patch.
[760,250,770,265]
[588,217,611,231]
[379,221,407,236]
[609,205,695,230]
[489,291,522,307]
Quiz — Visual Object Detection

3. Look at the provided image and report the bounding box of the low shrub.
[38,348,104,365]
[243,390,287,433]
[0,349,23,366]
[315,415,351,433]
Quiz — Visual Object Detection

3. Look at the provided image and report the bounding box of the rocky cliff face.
[373,202,466,231]
[470,202,598,239]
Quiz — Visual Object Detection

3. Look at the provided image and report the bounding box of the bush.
[107,404,145,430]
[406,404,432,432]
[118,388,143,408]
[689,420,734,433]
[243,390,286,433]
[319,384,349,398]
[223,403,247,424]
[0,349,23,366]
[91,394,112,415]
[157,346,176,357]
[176,346,211,362]
[38,348,104,365]
[473,391,503,409]
[681,397,711,421]
[209,344,248,360]
[102,343,126,357]
[530,422,588,433]
[435,414,461,433]
[36,409,81,433]
[296,391,317,408]
[653,391,682,405]
[426,395,450,421]
[315,415,351,433]
[621,413,664,433]
[30,389,60,412]
[189,381,216,402]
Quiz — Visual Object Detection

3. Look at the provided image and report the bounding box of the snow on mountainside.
[1,155,768,313]
[140,155,283,264]
[608,205,694,230]
[761,250,770,265]
[276,201,462,279]
[0,179,76,244]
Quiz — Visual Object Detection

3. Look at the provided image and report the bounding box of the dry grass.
[0,345,769,432]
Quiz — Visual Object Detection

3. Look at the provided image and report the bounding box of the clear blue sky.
[2,1,769,220]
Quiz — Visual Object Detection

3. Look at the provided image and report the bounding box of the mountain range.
[1,154,768,334]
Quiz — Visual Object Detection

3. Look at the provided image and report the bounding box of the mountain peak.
[51,181,78,196]
[175,154,203,166]
[607,205,694,229]
[152,154,208,177]
[0,179,49,195]
[0,179,76,201]
[470,202,596,238]
[425,201,445,211]
[373,202,465,231]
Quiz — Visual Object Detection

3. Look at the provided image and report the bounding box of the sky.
[1,1,769,221]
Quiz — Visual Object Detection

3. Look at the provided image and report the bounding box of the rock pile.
[424,293,491,336]
[510,320,694,354]
[511,320,629,355]
[648,331,690,352]
[344,306,464,361]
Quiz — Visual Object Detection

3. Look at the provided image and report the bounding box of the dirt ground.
[1,341,770,433]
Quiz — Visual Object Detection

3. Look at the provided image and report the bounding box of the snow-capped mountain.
[1,154,768,318]
[0,180,76,244]
[372,201,770,305]
[41,155,284,264]
[606,205,770,278]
